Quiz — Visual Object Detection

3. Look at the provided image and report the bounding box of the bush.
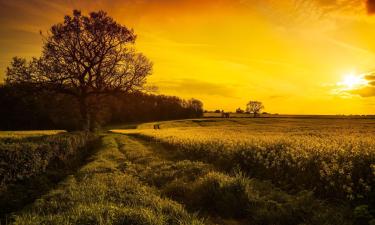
[0,132,97,191]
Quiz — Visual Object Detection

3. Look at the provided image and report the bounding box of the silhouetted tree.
[185,98,203,117]
[6,10,152,131]
[0,84,204,130]
[246,101,264,117]
[236,108,244,113]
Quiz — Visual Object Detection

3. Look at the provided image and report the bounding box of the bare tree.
[6,10,152,131]
[246,101,264,118]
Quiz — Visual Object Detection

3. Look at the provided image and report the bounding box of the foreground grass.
[12,135,203,225]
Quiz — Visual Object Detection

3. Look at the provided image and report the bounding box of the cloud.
[268,95,289,99]
[367,0,375,14]
[156,79,238,98]
[348,71,375,97]
[364,73,375,80]
[349,86,375,97]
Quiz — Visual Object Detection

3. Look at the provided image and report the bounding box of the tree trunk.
[78,97,90,131]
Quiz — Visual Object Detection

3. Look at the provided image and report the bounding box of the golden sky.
[1,0,375,114]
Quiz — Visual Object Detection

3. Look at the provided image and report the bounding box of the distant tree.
[236,107,244,113]
[214,109,221,113]
[246,101,264,117]
[6,10,152,131]
[185,98,204,117]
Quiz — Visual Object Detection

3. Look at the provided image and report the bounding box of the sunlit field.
[113,118,375,213]
[0,130,65,138]
[2,1,375,224]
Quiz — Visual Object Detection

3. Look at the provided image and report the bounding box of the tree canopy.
[246,101,264,117]
[6,10,152,131]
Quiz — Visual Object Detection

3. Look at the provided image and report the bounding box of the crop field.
[2,118,375,225]
[0,130,65,138]
[113,118,375,224]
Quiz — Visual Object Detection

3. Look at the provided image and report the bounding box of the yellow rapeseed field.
[114,118,375,201]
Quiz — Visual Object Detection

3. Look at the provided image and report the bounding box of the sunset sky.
[1,0,375,114]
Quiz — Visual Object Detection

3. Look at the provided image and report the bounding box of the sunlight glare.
[338,73,367,90]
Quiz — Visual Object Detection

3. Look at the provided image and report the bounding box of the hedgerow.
[0,132,97,191]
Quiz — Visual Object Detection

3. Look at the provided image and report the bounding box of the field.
[117,118,375,199]
[2,118,375,224]
[113,118,375,224]
[0,130,65,138]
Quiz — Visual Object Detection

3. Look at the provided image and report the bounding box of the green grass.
[11,135,204,225]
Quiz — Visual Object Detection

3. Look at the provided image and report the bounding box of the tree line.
[215,101,265,118]
[1,10,203,131]
[0,83,203,130]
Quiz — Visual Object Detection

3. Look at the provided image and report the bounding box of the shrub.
[0,132,97,191]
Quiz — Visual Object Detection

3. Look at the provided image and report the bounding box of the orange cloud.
[349,71,375,97]
[367,0,375,14]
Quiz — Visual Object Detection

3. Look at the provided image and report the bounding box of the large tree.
[6,10,152,131]
[246,101,264,118]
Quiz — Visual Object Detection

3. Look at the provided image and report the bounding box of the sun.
[338,73,367,90]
